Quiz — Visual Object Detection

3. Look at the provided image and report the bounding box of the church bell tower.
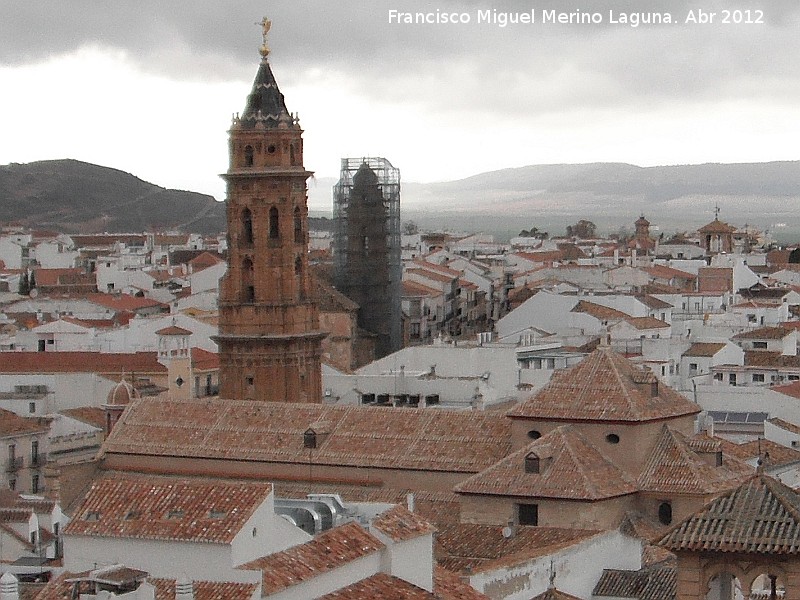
[215,19,324,403]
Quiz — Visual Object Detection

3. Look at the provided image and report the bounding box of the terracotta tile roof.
[515,250,563,264]
[0,408,50,437]
[316,572,437,599]
[507,348,700,423]
[619,512,675,567]
[637,427,752,495]
[732,326,791,340]
[413,260,462,278]
[64,473,272,544]
[772,381,800,399]
[455,426,637,500]
[103,398,511,473]
[658,474,800,554]
[87,293,168,312]
[643,265,696,281]
[571,300,629,321]
[70,234,146,247]
[432,566,491,600]
[744,351,800,368]
[682,343,726,358]
[722,438,800,469]
[698,218,736,233]
[240,521,383,595]
[187,251,224,271]
[191,348,219,371]
[624,317,670,330]
[531,588,584,600]
[434,523,599,574]
[593,566,676,600]
[31,268,93,287]
[33,571,257,600]
[59,407,106,430]
[372,505,436,542]
[0,352,166,374]
[406,268,456,284]
[155,325,192,336]
[403,280,442,297]
[636,295,673,310]
[150,578,257,600]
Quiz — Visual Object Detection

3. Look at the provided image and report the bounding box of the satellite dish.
[29,288,38,298]
[502,526,514,539]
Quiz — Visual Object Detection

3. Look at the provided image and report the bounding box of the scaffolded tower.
[333,157,401,358]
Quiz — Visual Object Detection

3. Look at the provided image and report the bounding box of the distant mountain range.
[3,159,799,238]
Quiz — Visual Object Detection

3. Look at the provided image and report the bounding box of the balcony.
[5,457,23,472]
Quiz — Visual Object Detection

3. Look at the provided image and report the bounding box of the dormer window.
[303,429,317,449]
[524,452,541,474]
[167,509,184,520]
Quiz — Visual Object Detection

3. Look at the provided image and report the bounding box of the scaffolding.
[333,157,401,357]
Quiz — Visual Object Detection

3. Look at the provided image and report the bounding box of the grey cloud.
[3,0,799,118]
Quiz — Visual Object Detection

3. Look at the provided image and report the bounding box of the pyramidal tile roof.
[507,348,700,423]
[454,425,637,501]
[658,474,800,554]
[637,427,753,495]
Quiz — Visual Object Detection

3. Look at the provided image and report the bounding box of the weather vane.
[257,17,272,58]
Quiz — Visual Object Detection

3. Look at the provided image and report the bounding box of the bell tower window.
[294,207,302,243]
[244,145,254,167]
[269,207,280,239]
[242,208,254,245]
[242,258,255,303]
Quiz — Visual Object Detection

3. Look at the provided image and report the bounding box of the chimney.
[175,575,193,600]
[407,492,415,513]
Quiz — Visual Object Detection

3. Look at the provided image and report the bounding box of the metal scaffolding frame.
[333,157,402,357]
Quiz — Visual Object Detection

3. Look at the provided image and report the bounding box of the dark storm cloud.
[3,0,800,117]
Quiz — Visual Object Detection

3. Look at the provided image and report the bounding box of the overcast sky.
[1,1,798,208]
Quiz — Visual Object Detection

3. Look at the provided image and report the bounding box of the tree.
[18,271,29,296]
[518,226,548,239]
[789,248,800,263]
[402,220,419,235]
[566,219,597,239]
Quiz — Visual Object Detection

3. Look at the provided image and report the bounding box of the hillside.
[0,159,226,234]
[3,159,799,239]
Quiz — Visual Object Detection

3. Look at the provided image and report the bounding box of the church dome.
[106,379,140,406]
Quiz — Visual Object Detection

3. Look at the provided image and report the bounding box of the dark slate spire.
[239,59,293,129]
[239,17,293,130]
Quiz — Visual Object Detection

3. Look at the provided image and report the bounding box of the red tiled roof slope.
[372,505,436,542]
[455,426,637,500]
[658,474,800,554]
[637,428,752,495]
[64,473,272,544]
[507,348,699,423]
[241,521,383,595]
[103,398,511,473]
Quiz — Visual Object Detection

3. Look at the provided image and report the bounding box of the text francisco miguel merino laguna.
[388,8,763,27]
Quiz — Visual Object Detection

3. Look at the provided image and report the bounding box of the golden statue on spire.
[257,17,271,58]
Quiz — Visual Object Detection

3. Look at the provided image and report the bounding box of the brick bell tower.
[215,18,324,403]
